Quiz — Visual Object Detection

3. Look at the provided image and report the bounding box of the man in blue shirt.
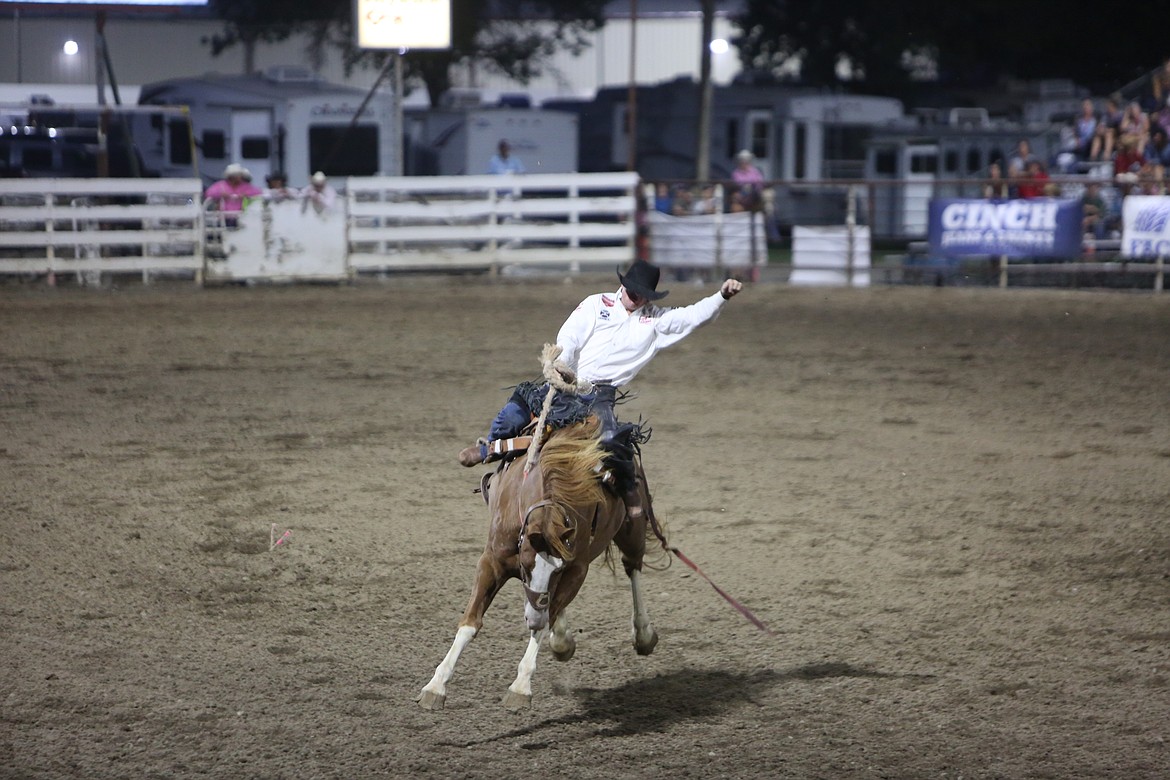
[488,139,526,175]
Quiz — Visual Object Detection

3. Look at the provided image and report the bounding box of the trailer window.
[202,130,226,160]
[873,149,897,175]
[966,149,982,174]
[725,119,739,160]
[794,124,806,180]
[241,136,269,160]
[308,124,379,176]
[944,150,959,173]
[168,119,192,165]
[910,154,937,174]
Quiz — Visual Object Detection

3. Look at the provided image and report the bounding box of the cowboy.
[458,259,743,519]
[204,163,262,218]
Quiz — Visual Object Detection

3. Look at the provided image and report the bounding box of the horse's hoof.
[501,690,532,711]
[551,641,576,662]
[417,690,446,710]
[634,628,658,656]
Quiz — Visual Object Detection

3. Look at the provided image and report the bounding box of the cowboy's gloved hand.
[720,279,743,300]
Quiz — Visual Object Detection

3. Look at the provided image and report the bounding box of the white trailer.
[405,106,578,176]
[137,66,398,188]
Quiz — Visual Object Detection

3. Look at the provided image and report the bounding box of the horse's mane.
[536,417,608,557]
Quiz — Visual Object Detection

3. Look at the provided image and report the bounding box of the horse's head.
[516,419,608,630]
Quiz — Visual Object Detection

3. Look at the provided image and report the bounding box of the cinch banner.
[928,198,1083,258]
[1121,196,1170,257]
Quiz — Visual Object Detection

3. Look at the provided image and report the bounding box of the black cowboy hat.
[617,259,669,301]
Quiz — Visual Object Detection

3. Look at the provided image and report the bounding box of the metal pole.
[846,185,857,287]
[14,9,21,84]
[626,0,637,172]
[393,49,404,177]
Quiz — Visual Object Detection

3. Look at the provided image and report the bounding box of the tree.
[204,0,609,107]
[732,0,932,95]
[732,0,1169,98]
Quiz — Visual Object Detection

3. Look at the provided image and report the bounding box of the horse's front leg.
[548,610,576,661]
[418,552,508,710]
[502,628,546,711]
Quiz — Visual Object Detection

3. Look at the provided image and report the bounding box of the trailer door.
[745,110,775,178]
[231,109,273,184]
[902,143,937,236]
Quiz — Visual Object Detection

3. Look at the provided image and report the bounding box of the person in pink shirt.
[730,149,765,212]
[204,163,262,219]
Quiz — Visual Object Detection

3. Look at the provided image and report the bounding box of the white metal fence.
[0,178,203,283]
[346,172,639,273]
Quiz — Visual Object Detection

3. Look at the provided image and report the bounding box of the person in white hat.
[203,162,262,222]
[300,171,338,214]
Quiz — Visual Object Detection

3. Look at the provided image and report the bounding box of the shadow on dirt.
[442,662,916,746]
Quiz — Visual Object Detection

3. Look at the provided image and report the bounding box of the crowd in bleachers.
[1045,58,1170,192]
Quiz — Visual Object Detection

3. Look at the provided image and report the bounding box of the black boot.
[591,385,643,520]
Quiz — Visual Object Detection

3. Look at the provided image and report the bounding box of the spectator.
[204,163,262,223]
[1148,57,1170,111]
[263,171,297,203]
[1144,127,1170,179]
[1090,95,1124,161]
[1016,159,1049,199]
[1153,97,1170,137]
[653,183,673,214]
[488,139,525,175]
[983,160,1009,199]
[1119,100,1150,149]
[691,185,718,215]
[1113,134,1146,177]
[671,187,695,216]
[730,149,765,212]
[1073,99,1098,161]
[1081,182,1108,240]
[1007,138,1036,180]
[300,171,338,214]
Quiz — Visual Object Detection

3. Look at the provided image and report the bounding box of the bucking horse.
[418,346,663,710]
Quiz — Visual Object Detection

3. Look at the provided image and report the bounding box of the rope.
[524,344,588,476]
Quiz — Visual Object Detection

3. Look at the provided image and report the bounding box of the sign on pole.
[355,0,452,50]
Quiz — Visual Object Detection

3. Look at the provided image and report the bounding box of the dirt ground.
[1,275,1167,780]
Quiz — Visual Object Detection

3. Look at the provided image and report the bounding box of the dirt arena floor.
[1,274,1168,779]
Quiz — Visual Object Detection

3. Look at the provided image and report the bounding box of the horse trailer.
[136,67,399,188]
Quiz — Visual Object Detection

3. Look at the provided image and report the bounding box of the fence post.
[998,255,1008,289]
[846,185,857,287]
[45,194,56,287]
[1157,253,1165,292]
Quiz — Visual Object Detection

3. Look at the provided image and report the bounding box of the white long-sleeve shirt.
[555,287,728,387]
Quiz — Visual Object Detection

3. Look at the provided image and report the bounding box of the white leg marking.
[629,569,658,655]
[421,624,477,700]
[524,553,563,630]
[507,630,546,699]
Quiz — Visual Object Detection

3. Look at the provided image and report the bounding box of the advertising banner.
[928,198,1083,258]
[1121,196,1170,257]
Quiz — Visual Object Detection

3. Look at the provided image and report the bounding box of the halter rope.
[523,344,590,477]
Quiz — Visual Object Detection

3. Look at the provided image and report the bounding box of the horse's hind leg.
[627,567,658,656]
[613,479,659,657]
